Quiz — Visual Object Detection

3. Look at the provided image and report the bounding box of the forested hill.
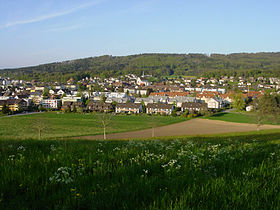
[1,53,280,82]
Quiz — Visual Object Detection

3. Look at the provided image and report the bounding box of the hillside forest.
[1,53,280,82]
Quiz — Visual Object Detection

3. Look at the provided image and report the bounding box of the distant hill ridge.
[1,52,280,82]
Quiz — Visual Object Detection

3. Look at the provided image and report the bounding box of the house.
[14,93,29,100]
[146,103,173,115]
[90,92,104,101]
[196,92,217,100]
[105,97,129,104]
[49,89,55,95]
[115,103,142,114]
[61,101,84,112]
[65,84,76,90]
[137,77,150,86]
[204,98,222,109]
[124,87,136,94]
[167,96,197,107]
[57,89,66,95]
[150,92,189,98]
[134,98,155,106]
[0,96,12,101]
[136,89,148,96]
[0,99,27,111]
[107,92,127,98]
[35,86,45,91]
[0,78,11,86]
[168,86,185,92]
[29,92,43,105]
[181,102,207,112]
[220,93,233,104]
[41,99,62,109]
[62,96,82,105]
[148,96,169,104]
[86,102,113,112]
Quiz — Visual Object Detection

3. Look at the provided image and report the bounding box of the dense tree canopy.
[1,53,280,82]
[254,93,280,127]
[232,93,245,112]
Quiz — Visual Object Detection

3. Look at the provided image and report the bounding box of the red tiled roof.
[150,92,189,97]
[196,92,217,99]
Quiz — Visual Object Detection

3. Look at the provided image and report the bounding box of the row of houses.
[42,94,225,111]
[1,87,263,113]
[60,101,208,115]
[115,102,207,115]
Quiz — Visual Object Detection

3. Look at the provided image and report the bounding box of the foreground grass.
[1,133,280,209]
[205,112,280,125]
[0,112,184,139]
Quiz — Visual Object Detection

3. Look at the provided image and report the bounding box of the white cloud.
[0,0,103,29]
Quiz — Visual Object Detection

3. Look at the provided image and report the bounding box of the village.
[0,73,280,116]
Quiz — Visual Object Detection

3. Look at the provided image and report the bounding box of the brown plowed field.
[79,118,280,140]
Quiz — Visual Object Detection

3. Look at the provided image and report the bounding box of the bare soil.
[79,118,280,140]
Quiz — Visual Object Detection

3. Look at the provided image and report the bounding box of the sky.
[0,0,279,69]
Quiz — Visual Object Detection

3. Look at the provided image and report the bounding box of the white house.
[41,99,62,109]
[57,89,66,95]
[167,96,197,107]
[35,87,45,91]
[124,87,136,94]
[107,92,127,98]
[136,89,148,96]
[137,77,150,86]
[115,103,142,114]
[62,96,82,105]
[204,98,222,109]
[135,98,155,106]
[146,104,173,115]
[105,97,128,104]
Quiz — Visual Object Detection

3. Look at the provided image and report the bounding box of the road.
[0,112,44,118]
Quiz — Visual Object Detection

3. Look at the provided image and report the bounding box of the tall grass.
[1,133,280,209]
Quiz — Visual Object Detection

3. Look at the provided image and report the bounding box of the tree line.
[1,53,280,82]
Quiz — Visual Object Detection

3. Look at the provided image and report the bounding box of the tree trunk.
[104,126,106,140]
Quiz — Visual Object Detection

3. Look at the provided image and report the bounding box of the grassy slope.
[205,112,280,125]
[0,112,185,139]
[1,132,280,209]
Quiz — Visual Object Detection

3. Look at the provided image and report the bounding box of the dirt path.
[78,118,280,140]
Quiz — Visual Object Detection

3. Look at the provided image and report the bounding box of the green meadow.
[1,132,280,209]
[0,112,185,139]
[1,111,280,209]
[206,112,280,125]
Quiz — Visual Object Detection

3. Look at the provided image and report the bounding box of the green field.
[0,112,185,139]
[206,112,280,125]
[1,132,280,209]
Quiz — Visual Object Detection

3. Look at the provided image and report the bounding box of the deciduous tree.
[254,93,280,130]
[95,112,115,140]
[32,114,49,140]
[232,93,245,112]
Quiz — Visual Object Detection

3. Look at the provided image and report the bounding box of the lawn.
[0,112,185,139]
[205,112,280,125]
[1,132,280,209]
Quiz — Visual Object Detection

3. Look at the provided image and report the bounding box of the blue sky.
[0,0,279,69]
